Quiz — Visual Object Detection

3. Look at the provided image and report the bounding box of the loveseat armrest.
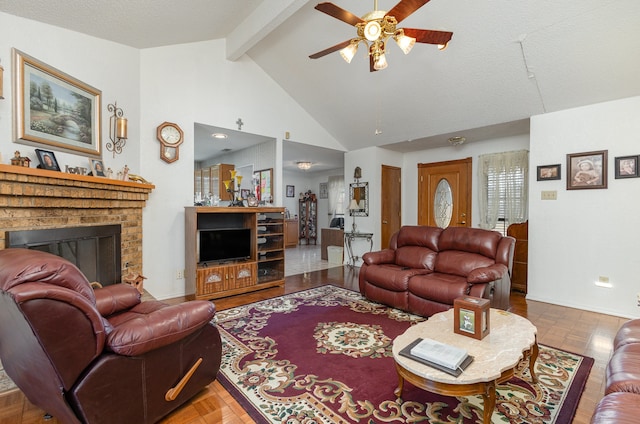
[362,249,395,265]
[467,264,508,284]
[94,283,141,317]
[106,300,216,356]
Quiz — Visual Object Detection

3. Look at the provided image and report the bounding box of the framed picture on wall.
[536,164,561,181]
[286,185,295,197]
[614,155,639,179]
[566,150,607,190]
[14,49,102,156]
[319,182,328,199]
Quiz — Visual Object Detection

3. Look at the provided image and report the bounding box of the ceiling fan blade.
[309,39,353,59]
[314,2,364,26]
[386,0,431,24]
[403,28,453,45]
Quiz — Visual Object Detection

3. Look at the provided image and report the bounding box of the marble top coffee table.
[392,308,538,424]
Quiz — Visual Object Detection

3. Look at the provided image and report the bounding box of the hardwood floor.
[1,266,625,424]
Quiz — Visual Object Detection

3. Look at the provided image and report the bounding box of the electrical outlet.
[176,269,185,280]
[541,190,557,200]
[594,276,612,288]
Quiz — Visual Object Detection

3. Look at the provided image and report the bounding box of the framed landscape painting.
[13,49,102,156]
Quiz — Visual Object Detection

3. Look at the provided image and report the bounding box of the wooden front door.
[418,158,472,228]
[381,165,401,248]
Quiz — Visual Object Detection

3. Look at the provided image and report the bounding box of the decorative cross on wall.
[236,118,244,130]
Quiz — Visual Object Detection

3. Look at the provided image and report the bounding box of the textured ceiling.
[3,0,640,171]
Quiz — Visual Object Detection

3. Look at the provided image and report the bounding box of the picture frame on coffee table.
[454,296,490,340]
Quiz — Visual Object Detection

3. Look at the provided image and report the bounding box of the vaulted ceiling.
[3,0,640,156]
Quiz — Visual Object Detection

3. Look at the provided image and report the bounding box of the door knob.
[382,220,388,224]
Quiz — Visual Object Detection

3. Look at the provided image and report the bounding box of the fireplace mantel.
[0,164,155,279]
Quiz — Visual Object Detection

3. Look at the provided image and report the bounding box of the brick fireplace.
[0,164,154,279]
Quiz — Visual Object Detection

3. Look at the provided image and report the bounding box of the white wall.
[139,39,344,299]
[0,12,140,176]
[402,135,530,227]
[529,96,640,318]
[343,147,405,264]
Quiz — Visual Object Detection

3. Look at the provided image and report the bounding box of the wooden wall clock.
[156,122,184,163]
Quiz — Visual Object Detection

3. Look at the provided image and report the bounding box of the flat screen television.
[197,228,251,264]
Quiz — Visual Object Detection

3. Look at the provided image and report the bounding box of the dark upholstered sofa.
[0,248,222,424]
[591,319,640,423]
[359,225,515,317]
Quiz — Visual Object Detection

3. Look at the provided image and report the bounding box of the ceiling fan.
[309,0,453,71]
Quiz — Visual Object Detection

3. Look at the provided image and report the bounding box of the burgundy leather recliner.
[0,248,222,424]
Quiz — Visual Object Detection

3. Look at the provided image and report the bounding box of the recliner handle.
[165,358,203,401]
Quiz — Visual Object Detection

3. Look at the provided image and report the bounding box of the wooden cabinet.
[285,218,299,248]
[185,206,284,300]
[299,198,317,245]
[194,163,234,199]
[196,262,257,297]
[507,221,528,294]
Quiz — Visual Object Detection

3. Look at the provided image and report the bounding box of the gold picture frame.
[13,49,102,156]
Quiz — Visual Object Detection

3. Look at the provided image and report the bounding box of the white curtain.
[328,175,345,217]
[478,150,529,230]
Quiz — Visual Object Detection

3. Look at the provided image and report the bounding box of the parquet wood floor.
[0,265,626,424]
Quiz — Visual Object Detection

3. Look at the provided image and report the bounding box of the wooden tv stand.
[185,206,285,300]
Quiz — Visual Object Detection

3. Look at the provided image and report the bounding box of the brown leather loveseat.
[359,225,515,317]
[590,319,640,423]
[0,248,222,424]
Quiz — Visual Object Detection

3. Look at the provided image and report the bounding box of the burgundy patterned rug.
[216,286,593,423]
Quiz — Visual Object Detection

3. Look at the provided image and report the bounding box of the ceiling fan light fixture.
[438,42,449,51]
[297,161,312,170]
[395,33,416,54]
[373,52,388,70]
[340,41,359,63]
[364,20,382,41]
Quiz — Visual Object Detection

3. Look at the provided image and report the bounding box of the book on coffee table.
[399,338,474,377]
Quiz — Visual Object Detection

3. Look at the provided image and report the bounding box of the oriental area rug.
[216,285,593,424]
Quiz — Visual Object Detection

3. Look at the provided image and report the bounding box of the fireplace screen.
[5,225,122,286]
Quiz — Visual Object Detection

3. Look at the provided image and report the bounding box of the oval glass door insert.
[434,178,453,228]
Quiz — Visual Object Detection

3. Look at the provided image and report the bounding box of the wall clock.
[156,122,184,164]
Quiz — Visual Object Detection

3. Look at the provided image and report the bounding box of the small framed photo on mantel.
[454,296,490,340]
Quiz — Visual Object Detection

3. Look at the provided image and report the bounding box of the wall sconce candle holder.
[106,102,128,157]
